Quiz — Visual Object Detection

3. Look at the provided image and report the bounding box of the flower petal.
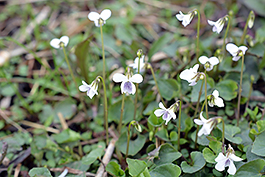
[229,154,243,162]
[198,127,208,136]
[198,56,209,64]
[176,11,184,20]
[199,112,207,123]
[226,43,238,56]
[88,12,100,21]
[100,9,111,21]
[88,89,97,99]
[158,102,166,110]
[232,56,241,61]
[215,152,227,162]
[215,97,224,107]
[168,110,176,119]
[113,73,127,83]
[129,74,143,83]
[79,85,89,92]
[194,119,204,125]
[212,90,219,98]
[209,57,219,66]
[60,36,69,46]
[131,81,136,94]
[207,20,215,26]
[227,160,237,175]
[238,46,248,54]
[154,109,165,117]
[50,38,60,49]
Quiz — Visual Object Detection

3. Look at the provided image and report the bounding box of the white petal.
[238,46,248,54]
[194,119,204,125]
[198,127,208,136]
[232,56,241,61]
[100,9,111,21]
[215,160,226,172]
[198,56,209,64]
[215,97,224,107]
[164,116,172,125]
[60,36,69,46]
[189,81,197,86]
[88,89,97,99]
[227,160,237,175]
[176,11,184,20]
[193,64,199,72]
[199,112,207,123]
[120,81,125,94]
[131,82,136,94]
[215,152,227,162]
[207,20,215,26]
[216,23,224,33]
[158,102,166,110]
[113,73,127,83]
[79,85,89,92]
[88,12,100,21]
[129,74,143,83]
[168,110,176,119]
[50,38,60,49]
[179,69,193,82]
[154,109,166,117]
[226,43,239,56]
[212,90,219,98]
[205,65,213,71]
[209,57,219,66]
[208,100,214,107]
[229,154,243,162]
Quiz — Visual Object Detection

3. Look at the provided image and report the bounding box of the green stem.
[195,9,201,61]
[125,121,134,159]
[204,73,209,119]
[61,45,87,117]
[222,118,225,147]
[133,55,142,121]
[237,54,244,126]
[119,94,126,134]
[194,98,206,148]
[222,15,231,59]
[194,78,204,119]
[239,11,253,45]
[99,22,106,81]
[177,101,182,151]
[148,63,166,105]
[98,76,109,144]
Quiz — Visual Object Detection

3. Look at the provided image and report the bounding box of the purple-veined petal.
[113,73,127,83]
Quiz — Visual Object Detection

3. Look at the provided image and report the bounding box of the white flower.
[176,11,195,27]
[129,55,145,72]
[179,64,200,86]
[208,18,226,34]
[88,9,111,27]
[215,144,243,175]
[226,43,248,61]
[154,102,176,125]
[79,80,99,99]
[199,56,219,71]
[50,36,69,49]
[113,73,143,95]
[194,112,216,136]
[208,90,224,107]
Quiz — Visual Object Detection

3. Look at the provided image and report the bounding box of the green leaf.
[126,158,150,177]
[147,113,164,127]
[252,131,265,157]
[82,143,105,165]
[241,0,265,17]
[1,84,16,96]
[215,80,238,101]
[52,129,81,144]
[106,161,125,177]
[157,79,179,100]
[234,159,265,177]
[190,131,209,146]
[203,147,216,164]
[54,98,77,121]
[217,124,242,144]
[29,167,52,177]
[209,140,222,154]
[154,143,182,165]
[150,163,181,177]
[116,132,145,156]
[181,151,206,173]
[148,33,171,59]
[250,120,265,135]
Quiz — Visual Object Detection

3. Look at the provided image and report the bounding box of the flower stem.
[194,98,206,148]
[99,22,106,82]
[119,94,126,134]
[98,76,109,144]
[236,54,244,126]
[147,63,165,105]
[204,73,209,119]
[221,118,225,153]
[133,84,139,121]
[195,9,201,62]
[194,79,204,119]
[177,101,182,151]
[125,121,134,159]
[62,45,87,115]
[239,11,253,45]
[222,15,231,59]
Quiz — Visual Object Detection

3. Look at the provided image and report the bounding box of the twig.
[20,120,60,134]
[0,110,27,132]
[96,139,117,177]
[58,112,68,130]
[50,167,96,177]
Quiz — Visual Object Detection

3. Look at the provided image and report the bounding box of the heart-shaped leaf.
[252,131,265,157]
[181,151,206,173]
[234,159,265,177]
[154,143,182,165]
[150,163,181,177]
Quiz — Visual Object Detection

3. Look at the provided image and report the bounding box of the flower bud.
[248,11,255,29]
[0,51,10,66]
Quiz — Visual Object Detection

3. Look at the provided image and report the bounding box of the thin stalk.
[221,118,225,153]
[125,121,134,159]
[194,99,206,147]
[194,79,204,119]
[99,21,106,81]
[245,76,254,111]
[98,76,109,144]
[133,55,142,121]
[177,101,182,151]
[236,55,245,126]
[221,15,231,59]
[239,11,253,45]
[195,9,201,61]
[204,73,209,119]
[147,63,165,105]
[118,94,126,134]
[61,45,87,117]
